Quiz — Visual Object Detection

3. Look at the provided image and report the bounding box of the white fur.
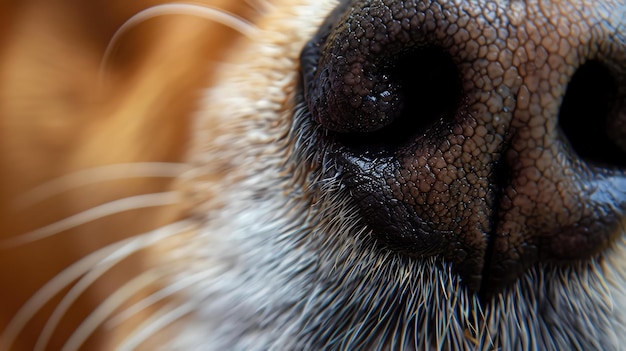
[144,0,626,349]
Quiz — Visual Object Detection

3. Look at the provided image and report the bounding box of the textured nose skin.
[301,0,626,295]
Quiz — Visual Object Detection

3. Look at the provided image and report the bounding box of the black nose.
[300,0,626,297]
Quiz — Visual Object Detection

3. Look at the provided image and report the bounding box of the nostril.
[300,0,469,138]
[299,0,626,299]
[558,60,625,167]
[339,46,463,150]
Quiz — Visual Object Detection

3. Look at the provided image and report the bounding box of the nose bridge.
[480,2,581,217]
[492,0,617,224]
[436,0,589,293]
[462,0,579,131]
[506,1,585,131]
[478,0,626,293]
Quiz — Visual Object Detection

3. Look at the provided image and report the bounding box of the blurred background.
[0,0,258,349]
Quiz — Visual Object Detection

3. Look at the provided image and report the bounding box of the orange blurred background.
[0,1,256,349]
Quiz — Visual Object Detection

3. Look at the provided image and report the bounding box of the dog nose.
[301,0,626,296]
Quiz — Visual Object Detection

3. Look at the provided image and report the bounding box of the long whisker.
[0,244,122,351]
[33,219,186,351]
[100,3,258,81]
[117,300,199,351]
[17,162,186,208]
[59,270,163,351]
[107,270,208,328]
[62,269,213,351]
[1,192,180,248]
[245,0,275,14]
[0,220,193,351]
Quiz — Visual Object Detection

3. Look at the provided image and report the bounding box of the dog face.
[1,0,625,350]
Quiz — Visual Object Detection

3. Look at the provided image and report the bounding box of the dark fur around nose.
[300,0,626,297]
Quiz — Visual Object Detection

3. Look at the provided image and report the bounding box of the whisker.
[17,162,186,208]
[117,300,199,351]
[60,270,162,351]
[107,270,208,328]
[2,192,180,248]
[0,242,123,351]
[0,220,192,351]
[33,221,187,351]
[245,0,275,14]
[99,2,258,81]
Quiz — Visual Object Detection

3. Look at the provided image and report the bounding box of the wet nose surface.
[300,0,626,296]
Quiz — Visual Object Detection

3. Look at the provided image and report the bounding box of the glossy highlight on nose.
[300,0,626,297]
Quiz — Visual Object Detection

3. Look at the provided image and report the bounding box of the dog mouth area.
[298,0,626,299]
